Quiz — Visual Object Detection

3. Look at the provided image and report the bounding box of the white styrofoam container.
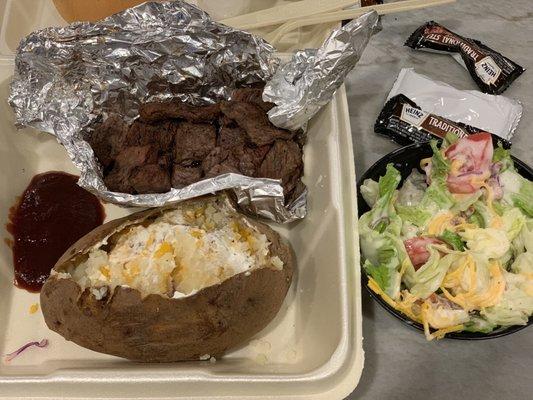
[0,1,363,398]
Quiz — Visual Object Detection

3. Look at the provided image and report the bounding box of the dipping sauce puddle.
[7,172,105,292]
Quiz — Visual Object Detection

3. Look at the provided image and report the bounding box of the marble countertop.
[344,1,532,399]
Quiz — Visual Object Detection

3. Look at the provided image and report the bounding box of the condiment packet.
[375,94,510,148]
[405,21,524,94]
[387,68,522,142]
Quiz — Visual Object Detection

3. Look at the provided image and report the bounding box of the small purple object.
[4,339,49,362]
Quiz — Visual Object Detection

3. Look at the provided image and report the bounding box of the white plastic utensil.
[219,0,359,30]
[265,0,456,45]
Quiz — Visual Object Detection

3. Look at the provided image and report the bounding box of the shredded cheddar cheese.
[428,324,465,340]
[441,261,505,311]
[368,278,422,323]
[449,159,464,175]
[427,211,456,235]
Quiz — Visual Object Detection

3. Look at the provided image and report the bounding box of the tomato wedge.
[404,237,444,270]
[444,132,493,194]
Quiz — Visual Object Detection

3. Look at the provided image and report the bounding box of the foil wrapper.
[264,11,380,131]
[9,1,376,223]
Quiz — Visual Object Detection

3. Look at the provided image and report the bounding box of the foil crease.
[264,11,380,131]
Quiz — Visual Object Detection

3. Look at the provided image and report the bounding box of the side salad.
[359,132,533,340]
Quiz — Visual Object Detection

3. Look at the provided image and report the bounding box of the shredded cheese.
[427,211,455,236]
[420,300,465,340]
[368,278,422,323]
[154,241,174,259]
[449,159,464,175]
[427,324,465,340]
[441,261,505,311]
[442,254,472,288]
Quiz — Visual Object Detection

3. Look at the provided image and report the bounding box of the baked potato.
[40,195,294,362]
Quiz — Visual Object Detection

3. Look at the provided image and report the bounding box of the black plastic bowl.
[357,142,533,339]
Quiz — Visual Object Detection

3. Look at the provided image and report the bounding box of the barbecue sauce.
[7,172,105,292]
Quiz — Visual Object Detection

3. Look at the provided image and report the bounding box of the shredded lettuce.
[360,178,379,208]
[511,252,533,275]
[404,247,451,299]
[359,164,404,299]
[443,132,459,146]
[463,316,496,333]
[502,208,526,241]
[460,227,510,259]
[397,169,426,207]
[451,191,483,213]
[481,272,533,326]
[492,144,513,172]
[440,230,465,251]
[500,169,533,217]
[396,205,432,228]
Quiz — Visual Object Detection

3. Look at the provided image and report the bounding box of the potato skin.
[40,199,294,362]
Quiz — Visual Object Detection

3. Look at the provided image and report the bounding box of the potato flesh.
[70,202,282,298]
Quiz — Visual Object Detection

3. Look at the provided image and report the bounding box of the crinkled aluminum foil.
[9,1,377,223]
[264,11,381,131]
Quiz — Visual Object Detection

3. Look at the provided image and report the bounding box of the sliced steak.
[234,145,270,177]
[104,145,160,193]
[88,115,129,169]
[173,122,217,164]
[220,101,293,146]
[258,140,303,194]
[202,145,270,178]
[124,120,174,149]
[171,164,203,188]
[114,145,159,169]
[202,147,240,178]
[139,101,221,123]
[104,167,133,193]
[217,125,247,149]
[130,164,171,194]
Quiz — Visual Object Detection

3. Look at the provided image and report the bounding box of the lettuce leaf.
[481,272,533,326]
[404,247,452,299]
[500,169,533,217]
[397,169,426,207]
[396,204,432,228]
[460,227,510,259]
[463,316,496,333]
[511,252,533,275]
[502,208,526,241]
[492,143,514,172]
[360,178,379,208]
[359,164,405,299]
[443,132,459,146]
[440,230,465,251]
